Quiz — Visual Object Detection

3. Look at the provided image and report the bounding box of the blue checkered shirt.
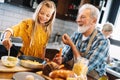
[62,29,109,76]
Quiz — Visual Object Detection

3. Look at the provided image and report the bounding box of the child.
[1,0,56,59]
[102,22,114,64]
[102,22,113,38]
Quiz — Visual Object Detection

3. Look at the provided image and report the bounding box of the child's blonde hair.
[33,0,56,37]
[102,22,113,32]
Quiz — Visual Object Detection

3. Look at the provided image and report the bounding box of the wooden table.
[0,60,33,79]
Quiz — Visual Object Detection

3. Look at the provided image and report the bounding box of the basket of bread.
[41,58,88,80]
[37,61,76,80]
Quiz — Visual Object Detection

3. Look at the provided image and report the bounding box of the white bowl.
[1,56,19,68]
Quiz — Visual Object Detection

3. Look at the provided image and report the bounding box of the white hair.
[78,4,100,19]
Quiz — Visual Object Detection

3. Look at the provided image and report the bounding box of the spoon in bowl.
[7,49,11,60]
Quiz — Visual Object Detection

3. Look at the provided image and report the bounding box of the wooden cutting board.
[36,71,52,80]
[0,60,32,72]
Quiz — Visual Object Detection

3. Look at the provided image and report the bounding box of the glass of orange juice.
[72,57,89,76]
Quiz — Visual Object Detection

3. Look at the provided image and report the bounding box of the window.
[110,45,120,60]
[110,5,120,60]
[111,6,120,41]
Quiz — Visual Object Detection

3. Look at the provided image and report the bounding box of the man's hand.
[62,34,73,46]
[53,53,62,65]
[62,34,81,59]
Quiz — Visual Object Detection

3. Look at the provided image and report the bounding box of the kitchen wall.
[0,3,33,30]
[0,3,78,43]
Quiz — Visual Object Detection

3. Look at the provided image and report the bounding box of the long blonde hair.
[32,0,56,37]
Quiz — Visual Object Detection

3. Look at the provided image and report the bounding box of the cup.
[72,57,89,76]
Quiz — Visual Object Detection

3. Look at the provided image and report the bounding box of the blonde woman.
[2,0,56,59]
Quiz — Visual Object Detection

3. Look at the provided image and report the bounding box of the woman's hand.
[2,38,12,50]
[62,34,73,46]
[2,31,12,50]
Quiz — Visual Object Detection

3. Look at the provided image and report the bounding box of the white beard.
[78,25,90,33]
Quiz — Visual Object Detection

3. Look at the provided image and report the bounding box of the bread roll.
[42,61,59,76]
[49,70,76,79]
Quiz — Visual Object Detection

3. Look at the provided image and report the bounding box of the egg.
[25,75,34,80]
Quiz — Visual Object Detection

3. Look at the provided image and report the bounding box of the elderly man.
[53,4,109,80]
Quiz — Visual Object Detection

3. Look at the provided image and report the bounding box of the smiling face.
[38,5,54,24]
[102,30,113,38]
[76,9,95,33]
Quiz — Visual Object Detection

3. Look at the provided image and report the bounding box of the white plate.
[13,72,45,80]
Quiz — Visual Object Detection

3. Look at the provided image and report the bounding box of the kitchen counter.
[0,37,23,47]
[47,42,64,50]
[106,67,120,78]
[106,60,120,79]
